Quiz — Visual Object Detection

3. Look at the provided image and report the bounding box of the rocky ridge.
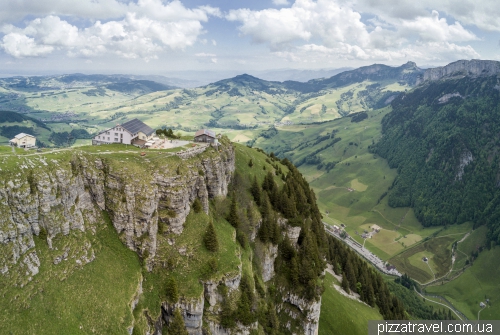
[417,59,500,84]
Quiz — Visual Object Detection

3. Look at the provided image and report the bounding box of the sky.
[0,0,499,76]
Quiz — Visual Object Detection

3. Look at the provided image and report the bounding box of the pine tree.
[290,256,299,285]
[250,176,261,205]
[227,193,240,228]
[192,198,202,213]
[168,308,189,335]
[220,296,236,328]
[203,220,219,252]
[260,192,271,219]
[265,302,279,335]
[271,217,281,245]
[258,216,271,243]
[341,274,350,294]
[165,277,179,303]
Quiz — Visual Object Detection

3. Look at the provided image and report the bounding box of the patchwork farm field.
[389,234,465,284]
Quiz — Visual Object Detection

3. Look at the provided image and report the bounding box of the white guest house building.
[92,119,155,146]
[9,133,36,148]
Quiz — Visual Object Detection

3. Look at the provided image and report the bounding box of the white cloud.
[0,0,127,24]
[273,41,480,64]
[0,1,220,60]
[354,0,500,32]
[272,0,290,6]
[227,0,480,63]
[1,33,53,58]
[399,11,478,43]
[227,0,370,50]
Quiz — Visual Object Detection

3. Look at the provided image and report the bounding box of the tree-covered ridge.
[258,157,328,300]
[373,75,500,244]
[247,150,411,322]
[326,235,407,320]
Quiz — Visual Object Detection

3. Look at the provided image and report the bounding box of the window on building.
[108,137,110,140]
[114,138,118,141]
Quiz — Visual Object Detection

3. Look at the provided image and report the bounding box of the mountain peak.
[401,61,417,68]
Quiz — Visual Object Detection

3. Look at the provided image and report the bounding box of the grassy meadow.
[319,272,382,335]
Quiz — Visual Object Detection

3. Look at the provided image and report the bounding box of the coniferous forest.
[373,76,500,245]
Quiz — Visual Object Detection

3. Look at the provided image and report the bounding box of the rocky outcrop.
[456,150,473,181]
[282,293,322,335]
[437,92,463,104]
[285,226,301,246]
[204,272,241,307]
[0,164,99,281]
[0,142,235,275]
[261,243,278,282]
[162,295,205,335]
[417,59,500,85]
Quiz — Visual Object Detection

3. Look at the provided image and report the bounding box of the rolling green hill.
[0,63,421,144]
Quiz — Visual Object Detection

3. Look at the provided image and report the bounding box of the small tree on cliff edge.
[168,308,189,335]
[165,277,179,303]
[204,220,219,252]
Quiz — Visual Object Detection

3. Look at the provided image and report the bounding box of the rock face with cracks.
[417,59,500,84]
[0,143,235,275]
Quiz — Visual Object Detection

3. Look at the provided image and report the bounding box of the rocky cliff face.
[0,143,235,277]
[417,59,500,85]
[0,142,325,335]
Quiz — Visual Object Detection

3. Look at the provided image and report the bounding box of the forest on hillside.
[373,76,500,245]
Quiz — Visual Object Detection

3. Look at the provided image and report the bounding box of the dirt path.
[397,208,410,228]
[413,288,465,321]
[425,261,436,279]
[372,209,397,227]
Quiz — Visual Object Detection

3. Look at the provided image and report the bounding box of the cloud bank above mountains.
[0,0,498,72]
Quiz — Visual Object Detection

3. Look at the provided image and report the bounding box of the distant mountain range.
[205,61,424,94]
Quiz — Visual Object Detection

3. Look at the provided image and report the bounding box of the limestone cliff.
[0,142,234,278]
[416,59,500,85]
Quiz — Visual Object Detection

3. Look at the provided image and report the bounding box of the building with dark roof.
[92,118,155,146]
[194,129,216,143]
